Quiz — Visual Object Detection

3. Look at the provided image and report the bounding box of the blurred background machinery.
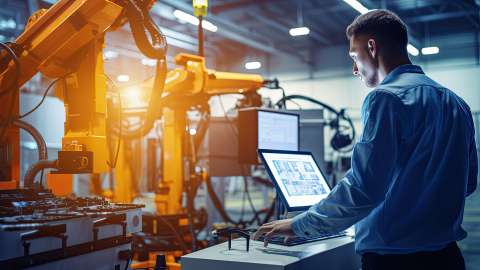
[2,0,479,269]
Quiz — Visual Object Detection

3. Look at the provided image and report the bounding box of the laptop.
[257,149,346,246]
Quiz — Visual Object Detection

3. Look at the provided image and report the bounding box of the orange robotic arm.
[0,0,162,187]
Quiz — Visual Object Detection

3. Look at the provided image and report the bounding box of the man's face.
[349,34,379,87]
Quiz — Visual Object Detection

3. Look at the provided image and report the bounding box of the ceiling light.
[421,46,439,55]
[202,20,218,32]
[117,74,130,82]
[289,27,310,36]
[245,61,261,70]
[141,58,157,67]
[343,0,369,14]
[173,10,218,32]
[103,50,118,60]
[407,44,419,56]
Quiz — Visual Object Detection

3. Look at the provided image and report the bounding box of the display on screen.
[258,111,298,151]
[261,152,331,208]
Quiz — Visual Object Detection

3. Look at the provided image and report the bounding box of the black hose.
[275,94,340,116]
[0,42,20,142]
[275,94,356,151]
[121,58,167,139]
[12,119,47,161]
[124,0,167,59]
[0,42,20,97]
[205,175,237,224]
[24,159,57,188]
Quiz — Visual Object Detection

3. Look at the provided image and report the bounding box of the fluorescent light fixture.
[103,50,118,60]
[173,10,218,32]
[421,46,439,55]
[407,44,419,56]
[117,74,130,82]
[245,61,261,70]
[174,10,197,25]
[202,20,218,32]
[289,27,310,36]
[141,58,157,67]
[343,0,369,14]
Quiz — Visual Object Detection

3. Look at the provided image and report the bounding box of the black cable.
[275,94,339,115]
[0,89,17,142]
[205,175,242,225]
[156,214,188,253]
[244,176,261,225]
[278,86,287,109]
[0,42,20,141]
[0,42,20,97]
[241,165,261,225]
[218,95,265,225]
[39,169,44,190]
[124,0,167,59]
[105,75,122,168]
[275,94,356,152]
[218,95,250,224]
[218,95,238,136]
[19,79,60,119]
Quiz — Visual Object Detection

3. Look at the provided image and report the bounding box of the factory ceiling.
[0,0,479,91]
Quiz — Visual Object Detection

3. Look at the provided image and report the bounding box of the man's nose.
[352,62,359,76]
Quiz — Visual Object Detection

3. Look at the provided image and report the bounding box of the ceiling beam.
[159,0,308,62]
[210,0,282,14]
[405,10,478,24]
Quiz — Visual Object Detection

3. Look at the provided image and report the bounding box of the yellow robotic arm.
[164,53,264,98]
[150,53,266,215]
[0,0,161,187]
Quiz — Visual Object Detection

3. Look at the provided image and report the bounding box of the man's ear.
[367,39,377,58]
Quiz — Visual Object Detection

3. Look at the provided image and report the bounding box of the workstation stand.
[181,236,360,270]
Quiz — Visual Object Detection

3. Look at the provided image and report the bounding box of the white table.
[181,236,360,270]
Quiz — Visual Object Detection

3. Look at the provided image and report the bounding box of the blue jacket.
[292,64,478,254]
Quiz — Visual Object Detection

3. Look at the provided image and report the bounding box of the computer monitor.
[257,111,299,151]
[238,108,299,164]
[258,149,331,212]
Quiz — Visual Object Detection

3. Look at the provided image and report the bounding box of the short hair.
[346,9,408,53]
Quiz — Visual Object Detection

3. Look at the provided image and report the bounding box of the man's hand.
[252,219,296,247]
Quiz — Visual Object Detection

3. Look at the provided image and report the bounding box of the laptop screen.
[259,149,331,211]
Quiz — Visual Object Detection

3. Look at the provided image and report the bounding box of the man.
[253,9,477,270]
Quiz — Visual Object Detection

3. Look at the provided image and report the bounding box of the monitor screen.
[258,111,298,151]
[259,150,331,210]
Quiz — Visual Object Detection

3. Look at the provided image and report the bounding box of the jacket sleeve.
[292,91,403,237]
[467,126,477,197]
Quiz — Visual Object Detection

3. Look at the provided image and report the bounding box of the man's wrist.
[291,212,311,238]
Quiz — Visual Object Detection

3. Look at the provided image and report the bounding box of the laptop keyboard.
[257,231,347,246]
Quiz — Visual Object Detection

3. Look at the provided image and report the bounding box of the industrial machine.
[0,0,269,268]
[0,188,143,270]
[0,0,357,269]
[0,0,163,268]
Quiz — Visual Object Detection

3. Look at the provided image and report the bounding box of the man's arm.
[467,132,477,197]
[291,90,403,238]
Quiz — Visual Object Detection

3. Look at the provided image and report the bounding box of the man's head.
[346,10,410,87]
